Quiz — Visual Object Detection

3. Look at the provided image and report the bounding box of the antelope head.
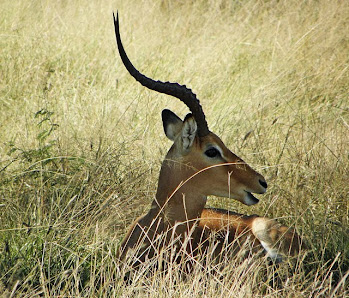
[113,13,267,212]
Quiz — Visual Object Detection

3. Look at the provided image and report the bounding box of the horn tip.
[113,11,119,24]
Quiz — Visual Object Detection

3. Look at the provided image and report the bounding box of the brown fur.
[118,118,304,267]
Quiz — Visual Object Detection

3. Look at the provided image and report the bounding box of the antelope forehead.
[203,133,232,156]
[207,139,241,161]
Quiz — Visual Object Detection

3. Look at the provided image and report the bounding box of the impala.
[113,13,303,269]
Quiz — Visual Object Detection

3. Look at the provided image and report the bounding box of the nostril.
[259,179,268,189]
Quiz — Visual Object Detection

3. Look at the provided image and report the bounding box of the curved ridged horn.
[113,12,210,137]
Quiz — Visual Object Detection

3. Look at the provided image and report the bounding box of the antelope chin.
[243,191,259,205]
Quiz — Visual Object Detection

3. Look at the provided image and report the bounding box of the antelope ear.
[181,113,197,150]
[162,109,183,141]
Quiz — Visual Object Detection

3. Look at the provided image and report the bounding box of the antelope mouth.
[244,191,260,205]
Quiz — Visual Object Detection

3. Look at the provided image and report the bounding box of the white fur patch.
[260,240,283,263]
[252,218,283,263]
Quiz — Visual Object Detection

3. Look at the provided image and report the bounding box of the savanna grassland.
[0,0,348,296]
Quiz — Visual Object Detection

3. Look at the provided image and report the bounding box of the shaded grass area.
[0,0,348,296]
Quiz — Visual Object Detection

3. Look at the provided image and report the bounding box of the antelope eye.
[205,147,221,158]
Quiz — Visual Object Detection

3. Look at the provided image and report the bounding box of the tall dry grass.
[0,0,348,296]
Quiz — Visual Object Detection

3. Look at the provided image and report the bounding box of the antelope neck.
[152,162,207,225]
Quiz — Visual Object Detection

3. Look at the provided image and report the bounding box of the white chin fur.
[243,192,259,205]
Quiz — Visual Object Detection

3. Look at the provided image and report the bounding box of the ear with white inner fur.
[181,114,197,150]
[162,109,183,141]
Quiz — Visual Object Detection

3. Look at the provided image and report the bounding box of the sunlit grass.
[0,0,348,296]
